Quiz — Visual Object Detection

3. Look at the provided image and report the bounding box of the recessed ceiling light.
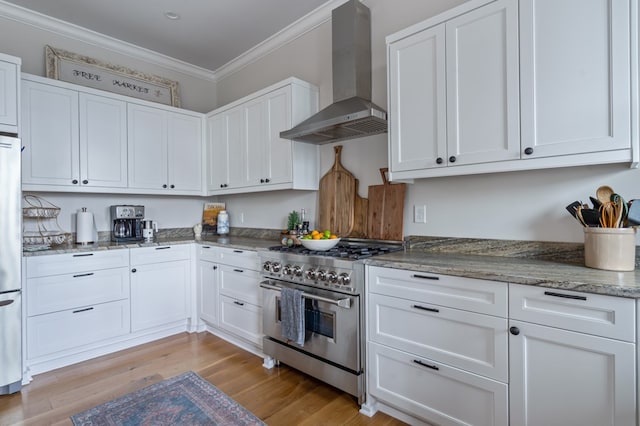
[164,11,180,20]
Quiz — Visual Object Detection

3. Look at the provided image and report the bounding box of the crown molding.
[0,0,216,81]
[212,0,348,81]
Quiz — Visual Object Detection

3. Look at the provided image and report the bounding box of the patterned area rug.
[70,371,265,426]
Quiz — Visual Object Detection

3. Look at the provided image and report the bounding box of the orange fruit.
[312,234,321,240]
[330,234,338,239]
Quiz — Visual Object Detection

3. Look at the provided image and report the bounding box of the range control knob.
[292,265,303,277]
[338,273,351,285]
[282,264,292,275]
[271,262,282,273]
[316,269,327,281]
[262,261,272,272]
[326,271,338,283]
[305,268,316,280]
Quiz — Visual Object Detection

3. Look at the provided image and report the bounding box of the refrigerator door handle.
[0,299,15,307]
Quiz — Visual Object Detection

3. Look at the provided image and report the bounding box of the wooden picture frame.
[45,45,181,107]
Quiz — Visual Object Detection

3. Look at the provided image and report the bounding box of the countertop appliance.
[259,239,403,404]
[0,133,23,394]
[142,219,157,242]
[279,0,387,144]
[110,205,144,242]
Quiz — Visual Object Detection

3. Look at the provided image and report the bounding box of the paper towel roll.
[76,208,94,244]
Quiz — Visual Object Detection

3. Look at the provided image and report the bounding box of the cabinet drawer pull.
[233,250,244,253]
[413,359,439,371]
[543,291,587,301]
[412,304,439,313]
[233,269,244,273]
[412,274,439,281]
[233,301,244,306]
[73,253,94,257]
[72,307,94,314]
[155,246,171,250]
[73,272,94,278]
[202,246,211,249]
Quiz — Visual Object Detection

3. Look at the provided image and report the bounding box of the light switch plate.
[414,204,427,223]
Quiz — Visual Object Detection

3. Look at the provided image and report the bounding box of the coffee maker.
[110,205,144,242]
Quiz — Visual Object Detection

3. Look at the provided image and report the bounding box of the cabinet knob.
[509,326,520,335]
[449,156,456,163]
[524,147,534,155]
[162,184,167,188]
[436,157,443,165]
[213,266,217,270]
[82,179,88,184]
[72,179,78,184]
[260,179,265,183]
[170,184,175,189]
[265,178,270,183]
[131,268,137,273]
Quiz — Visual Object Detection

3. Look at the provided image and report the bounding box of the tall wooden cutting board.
[349,179,369,238]
[318,146,356,237]
[367,168,406,240]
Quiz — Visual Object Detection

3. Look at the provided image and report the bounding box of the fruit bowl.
[300,238,341,251]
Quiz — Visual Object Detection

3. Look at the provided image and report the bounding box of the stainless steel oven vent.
[279,0,387,144]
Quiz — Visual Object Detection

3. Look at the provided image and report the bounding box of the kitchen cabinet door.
[127,103,168,190]
[207,107,244,191]
[21,79,79,186]
[130,259,190,332]
[520,0,631,158]
[0,54,19,134]
[388,23,446,172]
[445,0,520,165]
[509,320,636,426]
[79,93,128,188]
[167,112,203,193]
[198,260,218,326]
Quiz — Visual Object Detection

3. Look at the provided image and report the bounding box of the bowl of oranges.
[300,229,340,251]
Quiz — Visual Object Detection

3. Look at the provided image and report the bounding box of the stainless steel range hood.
[280,0,387,144]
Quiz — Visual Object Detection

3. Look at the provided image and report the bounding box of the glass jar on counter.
[217,210,229,235]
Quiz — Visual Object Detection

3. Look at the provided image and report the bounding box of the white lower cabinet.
[24,250,131,372]
[219,294,262,346]
[369,342,508,426]
[130,245,190,332]
[509,284,636,426]
[366,266,508,425]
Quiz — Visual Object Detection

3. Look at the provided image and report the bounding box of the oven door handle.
[259,282,351,309]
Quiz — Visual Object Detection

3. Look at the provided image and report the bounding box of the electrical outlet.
[414,204,427,223]
[239,212,244,224]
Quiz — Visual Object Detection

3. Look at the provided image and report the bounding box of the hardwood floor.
[0,332,406,426]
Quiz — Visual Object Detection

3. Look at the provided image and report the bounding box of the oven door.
[260,279,360,372]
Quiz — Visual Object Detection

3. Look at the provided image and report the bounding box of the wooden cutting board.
[367,168,406,240]
[318,145,357,237]
[349,179,369,238]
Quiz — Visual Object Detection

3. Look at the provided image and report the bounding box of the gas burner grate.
[267,243,402,260]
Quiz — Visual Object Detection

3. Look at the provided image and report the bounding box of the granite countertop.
[23,230,640,298]
[365,237,640,299]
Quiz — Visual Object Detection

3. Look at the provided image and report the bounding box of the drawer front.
[27,299,130,359]
[27,267,129,316]
[197,244,220,262]
[369,293,508,382]
[26,249,129,278]
[509,284,636,342]
[368,342,508,426]
[219,265,261,306]
[219,294,262,346]
[130,244,190,265]
[368,266,507,317]
[218,247,259,271]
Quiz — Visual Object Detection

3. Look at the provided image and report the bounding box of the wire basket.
[22,194,61,218]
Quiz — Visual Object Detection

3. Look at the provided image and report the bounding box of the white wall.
[0,10,216,112]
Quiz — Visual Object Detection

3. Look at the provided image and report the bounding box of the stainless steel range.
[259,240,402,404]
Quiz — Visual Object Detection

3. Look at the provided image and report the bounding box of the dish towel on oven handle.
[280,287,305,346]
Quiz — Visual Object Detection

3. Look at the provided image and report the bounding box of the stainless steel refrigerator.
[0,133,22,394]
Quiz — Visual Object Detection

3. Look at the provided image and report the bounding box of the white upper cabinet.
[0,53,20,134]
[389,0,519,174]
[206,78,319,195]
[21,78,80,187]
[387,0,637,180]
[79,93,128,188]
[519,0,631,158]
[128,103,203,195]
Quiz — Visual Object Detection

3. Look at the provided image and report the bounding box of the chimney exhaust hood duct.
[280,0,387,144]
